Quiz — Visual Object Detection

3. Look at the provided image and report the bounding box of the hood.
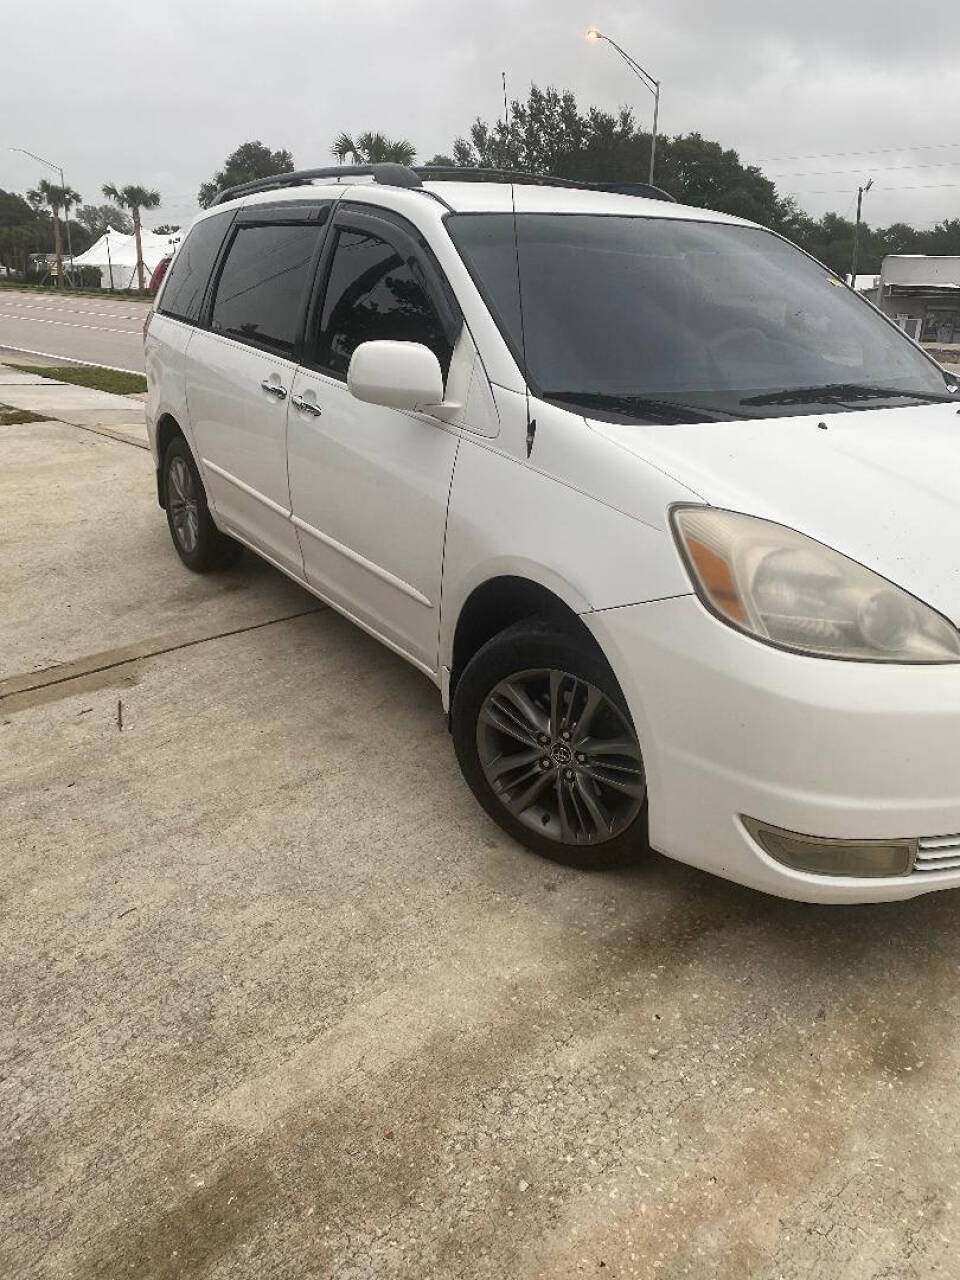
[589,403,960,625]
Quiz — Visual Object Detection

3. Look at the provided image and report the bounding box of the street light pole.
[10,146,76,286]
[105,228,115,290]
[850,178,873,288]
[649,78,660,187]
[586,29,661,186]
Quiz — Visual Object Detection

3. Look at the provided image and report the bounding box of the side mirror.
[347,340,444,412]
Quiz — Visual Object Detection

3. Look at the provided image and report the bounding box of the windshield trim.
[442,209,950,415]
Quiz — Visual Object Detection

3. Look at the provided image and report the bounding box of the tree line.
[191,94,958,279]
[0,181,171,288]
[4,86,957,284]
[424,86,960,273]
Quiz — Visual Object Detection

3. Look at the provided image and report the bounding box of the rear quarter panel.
[144,312,195,463]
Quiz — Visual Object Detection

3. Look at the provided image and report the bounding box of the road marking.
[0,342,142,374]
[0,311,138,336]
[0,299,147,322]
[0,607,326,710]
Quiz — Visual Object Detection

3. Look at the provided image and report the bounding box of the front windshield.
[446,212,956,423]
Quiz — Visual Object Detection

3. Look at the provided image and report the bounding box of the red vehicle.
[149,255,172,294]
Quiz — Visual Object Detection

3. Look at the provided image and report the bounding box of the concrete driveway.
[4,413,960,1279]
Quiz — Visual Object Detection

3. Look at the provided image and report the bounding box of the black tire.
[452,619,649,870]
[162,434,242,573]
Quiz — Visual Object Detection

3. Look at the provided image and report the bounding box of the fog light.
[742,817,915,877]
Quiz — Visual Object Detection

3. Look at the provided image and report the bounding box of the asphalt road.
[5,382,960,1278]
[0,288,149,372]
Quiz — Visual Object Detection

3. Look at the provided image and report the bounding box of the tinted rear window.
[210,223,321,357]
[157,211,232,324]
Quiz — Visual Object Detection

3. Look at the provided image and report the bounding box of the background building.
[878,255,960,345]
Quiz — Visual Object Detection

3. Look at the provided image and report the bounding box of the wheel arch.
[154,414,187,508]
[447,572,603,700]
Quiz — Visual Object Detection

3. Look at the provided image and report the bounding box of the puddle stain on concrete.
[0,666,140,713]
[68,883,946,1280]
[0,607,324,714]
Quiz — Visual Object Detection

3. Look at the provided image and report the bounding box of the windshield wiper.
[741,382,955,408]
[544,391,747,423]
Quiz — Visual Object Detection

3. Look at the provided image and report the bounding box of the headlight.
[671,507,960,662]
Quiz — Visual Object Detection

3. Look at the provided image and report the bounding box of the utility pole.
[849,178,873,287]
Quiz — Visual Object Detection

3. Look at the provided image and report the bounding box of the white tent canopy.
[73,228,181,288]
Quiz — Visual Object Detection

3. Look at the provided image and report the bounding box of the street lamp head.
[865,178,874,193]
[586,27,602,41]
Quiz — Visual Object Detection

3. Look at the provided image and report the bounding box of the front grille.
[913,834,960,874]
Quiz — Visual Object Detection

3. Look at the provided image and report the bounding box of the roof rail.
[210,163,423,206]
[586,181,678,202]
[415,166,677,203]
[209,163,678,208]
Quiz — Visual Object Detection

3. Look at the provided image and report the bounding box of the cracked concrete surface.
[3,417,960,1279]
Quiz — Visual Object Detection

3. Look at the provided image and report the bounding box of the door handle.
[291,394,322,417]
[260,379,287,399]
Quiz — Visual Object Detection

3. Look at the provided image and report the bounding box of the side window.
[157,210,232,324]
[313,229,453,379]
[210,223,321,357]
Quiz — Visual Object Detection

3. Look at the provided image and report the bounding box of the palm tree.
[101,183,161,290]
[26,179,81,287]
[332,131,416,167]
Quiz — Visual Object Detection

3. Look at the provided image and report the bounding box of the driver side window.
[312,229,453,380]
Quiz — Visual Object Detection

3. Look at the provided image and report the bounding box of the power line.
[750,141,960,163]
[787,181,960,195]
[768,161,960,178]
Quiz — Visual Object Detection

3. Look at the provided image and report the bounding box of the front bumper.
[585,594,960,903]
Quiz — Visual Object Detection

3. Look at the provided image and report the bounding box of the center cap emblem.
[552,742,573,766]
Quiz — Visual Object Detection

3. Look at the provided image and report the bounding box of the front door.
[287,209,464,673]
[185,213,326,576]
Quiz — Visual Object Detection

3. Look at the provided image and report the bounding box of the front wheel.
[452,621,648,870]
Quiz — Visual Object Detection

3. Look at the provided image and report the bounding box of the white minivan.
[145,163,960,903]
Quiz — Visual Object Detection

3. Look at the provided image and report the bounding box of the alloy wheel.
[476,667,645,845]
[167,455,200,554]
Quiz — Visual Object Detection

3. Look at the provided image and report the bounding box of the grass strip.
[0,405,46,425]
[0,281,147,300]
[6,363,147,396]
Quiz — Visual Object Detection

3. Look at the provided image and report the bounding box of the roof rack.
[210,163,423,206]
[210,163,678,207]
[415,167,677,203]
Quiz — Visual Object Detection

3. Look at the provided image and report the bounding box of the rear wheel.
[163,435,241,572]
[452,621,648,869]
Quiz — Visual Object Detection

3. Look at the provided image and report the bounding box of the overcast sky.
[3,0,957,232]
